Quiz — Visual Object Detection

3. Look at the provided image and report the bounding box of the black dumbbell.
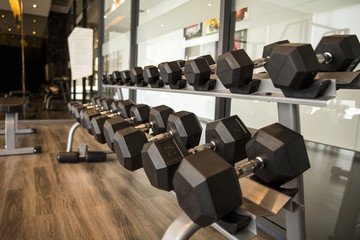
[172,122,310,227]
[216,40,289,94]
[158,61,187,89]
[141,115,251,191]
[265,35,360,98]
[120,70,134,86]
[113,111,202,171]
[184,55,219,91]
[67,96,100,114]
[93,103,163,144]
[314,35,360,72]
[173,123,310,227]
[79,98,116,133]
[112,71,125,85]
[83,99,135,135]
[103,105,174,151]
[130,67,148,87]
[72,97,110,122]
[143,65,165,88]
[57,144,106,163]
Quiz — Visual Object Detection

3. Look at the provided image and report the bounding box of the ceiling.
[0,0,72,47]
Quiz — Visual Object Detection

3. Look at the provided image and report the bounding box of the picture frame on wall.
[205,18,219,35]
[184,23,202,40]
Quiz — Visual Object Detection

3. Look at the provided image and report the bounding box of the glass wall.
[229,1,360,239]
[136,0,221,131]
[102,0,131,99]
[230,0,360,152]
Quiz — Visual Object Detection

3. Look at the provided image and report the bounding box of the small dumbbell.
[141,115,251,191]
[184,55,219,91]
[72,97,112,122]
[113,111,202,171]
[120,70,134,86]
[94,104,173,146]
[112,71,125,85]
[216,40,289,94]
[158,60,188,89]
[130,67,148,87]
[83,99,136,135]
[142,65,165,88]
[172,122,310,227]
[67,96,100,114]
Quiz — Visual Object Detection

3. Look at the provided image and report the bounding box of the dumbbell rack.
[102,75,337,240]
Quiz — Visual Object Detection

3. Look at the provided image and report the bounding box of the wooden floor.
[0,121,273,240]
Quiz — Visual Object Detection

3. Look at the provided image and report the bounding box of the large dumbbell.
[113,111,202,171]
[172,122,310,227]
[158,61,187,89]
[266,35,360,98]
[141,115,251,191]
[142,65,165,88]
[184,55,219,91]
[216,40,289,94]
[130,67,148,87]
[314,35,360,72]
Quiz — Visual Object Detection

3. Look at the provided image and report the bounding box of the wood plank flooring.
[0,122,272,240]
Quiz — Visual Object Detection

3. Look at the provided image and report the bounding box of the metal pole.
[98,0,105,97]
[66,122,81,152]
[19,0,26,97]
[277,102,306,240]
[129,0,139,103]
[215,0,234,119]
[82,0,88,103]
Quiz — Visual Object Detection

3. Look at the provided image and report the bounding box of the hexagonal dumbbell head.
[148,105,174,135]
[173,149,243,227]
[166,111,202,149]
[117,99,134,118]
[130,104,150,126]
[142,135,189,191]
[177,60,186,68]
[201,54,216,65]
[315,35,360,72]
[262,40,290,58]
[159,61,182,85]
[143,65,160,84]
[217,49,254,88]
[206,115,251,165]
[113,127,148,171]
[113,71,124,85]
[121,70,132,84]
[81,109,102,134]
[101,98,114,111]
[184,58,211,86]
[266,43,320,90]
[92,115,112,143]
[103,118,132,151]
[130,67,144,84]
[246,123,310,187]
